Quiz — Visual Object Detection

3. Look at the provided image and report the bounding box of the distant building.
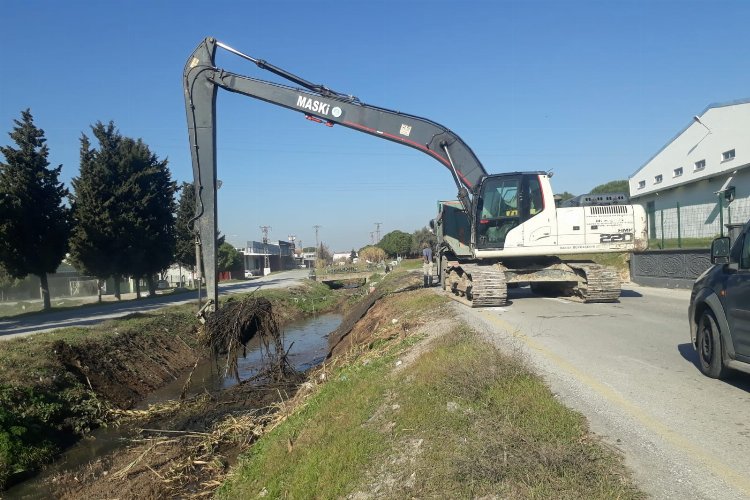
[628,99,750,239]
[332,251,352,262]
[240,240,297,276]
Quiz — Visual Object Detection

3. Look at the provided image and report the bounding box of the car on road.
[689,219,750,378]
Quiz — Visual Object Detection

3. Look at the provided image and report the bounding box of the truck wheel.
[696,310,729,379]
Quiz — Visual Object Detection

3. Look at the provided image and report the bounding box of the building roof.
[629,98,750,180]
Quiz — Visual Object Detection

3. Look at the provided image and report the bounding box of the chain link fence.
[647,197,750,249]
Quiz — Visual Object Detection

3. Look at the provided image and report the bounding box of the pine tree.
[0,110,71,310]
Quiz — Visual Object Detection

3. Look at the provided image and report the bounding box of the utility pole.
[260,225,272,276]
[374,222,382,243]
[313,225,321,252]
[370,231,375,245]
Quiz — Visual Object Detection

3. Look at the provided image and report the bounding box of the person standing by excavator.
[422,243,433,288]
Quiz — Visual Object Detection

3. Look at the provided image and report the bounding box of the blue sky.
[1,0,748,251]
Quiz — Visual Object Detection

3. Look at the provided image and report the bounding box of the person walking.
[422,243,433,288]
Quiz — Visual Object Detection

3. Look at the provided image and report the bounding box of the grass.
[393,329,639,498]
[0,287,192,320]
[397,258,422,271]
[218,299,641,499]
[0,281,337,491]
[219,358,392,498]
[0,305,199,388]
[648,237,714,250]
[0,306,200,488]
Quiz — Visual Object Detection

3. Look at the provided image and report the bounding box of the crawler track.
[447,264,508,308]
[566,262,621,302]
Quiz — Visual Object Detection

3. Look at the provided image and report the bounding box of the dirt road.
[458,284,750,500]
[0,269,308,340]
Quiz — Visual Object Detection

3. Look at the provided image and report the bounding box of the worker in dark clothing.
[422,243,433,288]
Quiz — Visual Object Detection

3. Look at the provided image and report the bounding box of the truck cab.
[689,219,750,378]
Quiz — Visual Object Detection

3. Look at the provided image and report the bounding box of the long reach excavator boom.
[184,37,487,313]
[185,37,647,314]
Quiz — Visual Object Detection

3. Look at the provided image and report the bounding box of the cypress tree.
[117,137,176,297]
[174,181,197,270]
[0,110,71,310]
[69,122,124,298]
[70,122,176,298]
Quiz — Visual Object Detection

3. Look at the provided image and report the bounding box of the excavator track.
[447,263,508,308]
[566,262,621,302]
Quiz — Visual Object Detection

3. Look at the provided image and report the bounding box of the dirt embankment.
[40,273,421,499]
[0,281,345,492]
[53,327,199,408]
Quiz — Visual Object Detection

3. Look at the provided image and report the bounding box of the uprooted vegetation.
[42,272,423,499]
[1,269,643,498]
[201,296,289,382]
[0,280,338,491]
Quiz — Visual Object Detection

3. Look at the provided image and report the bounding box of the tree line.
[0,110,200,310]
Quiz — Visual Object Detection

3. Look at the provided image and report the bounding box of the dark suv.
[689,219,750,379]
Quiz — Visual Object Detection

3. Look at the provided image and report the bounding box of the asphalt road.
[0,269,309,340]
[458,284,750,500]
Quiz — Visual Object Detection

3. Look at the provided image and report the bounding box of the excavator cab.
[475,172,545,249]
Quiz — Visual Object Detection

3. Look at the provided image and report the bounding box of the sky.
[1,0,748,252]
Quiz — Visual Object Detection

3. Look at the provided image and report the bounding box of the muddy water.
[5,313,342,499]
[141,312,342,404]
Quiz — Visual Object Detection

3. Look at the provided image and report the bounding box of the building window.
[694,159,706,172]
[638,180,645,189]
[673,167,683,177]
[654,175,663,184]
[722,149,735,162]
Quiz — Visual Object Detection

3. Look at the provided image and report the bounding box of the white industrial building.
[629,99,750,240]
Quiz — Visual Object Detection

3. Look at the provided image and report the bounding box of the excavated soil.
[34,273,427,499]
[53,328,199,409]
[50,379,303,499]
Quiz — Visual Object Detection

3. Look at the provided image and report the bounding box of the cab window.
[477,177,520,248]
[527,176,543,217]
[481,179,518,219]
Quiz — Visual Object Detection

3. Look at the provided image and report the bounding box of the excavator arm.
[184,37,487,313]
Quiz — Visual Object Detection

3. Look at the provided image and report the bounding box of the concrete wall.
[630,249,711,289]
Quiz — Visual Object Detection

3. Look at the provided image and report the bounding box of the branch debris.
[199,297,292,382]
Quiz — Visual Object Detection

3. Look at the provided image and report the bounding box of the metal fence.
[646,197,750,248]
[1,275,101,302]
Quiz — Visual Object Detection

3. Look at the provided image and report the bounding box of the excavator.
[184,37,647,313]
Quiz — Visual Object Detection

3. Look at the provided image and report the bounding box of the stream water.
[5,313,342,499]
